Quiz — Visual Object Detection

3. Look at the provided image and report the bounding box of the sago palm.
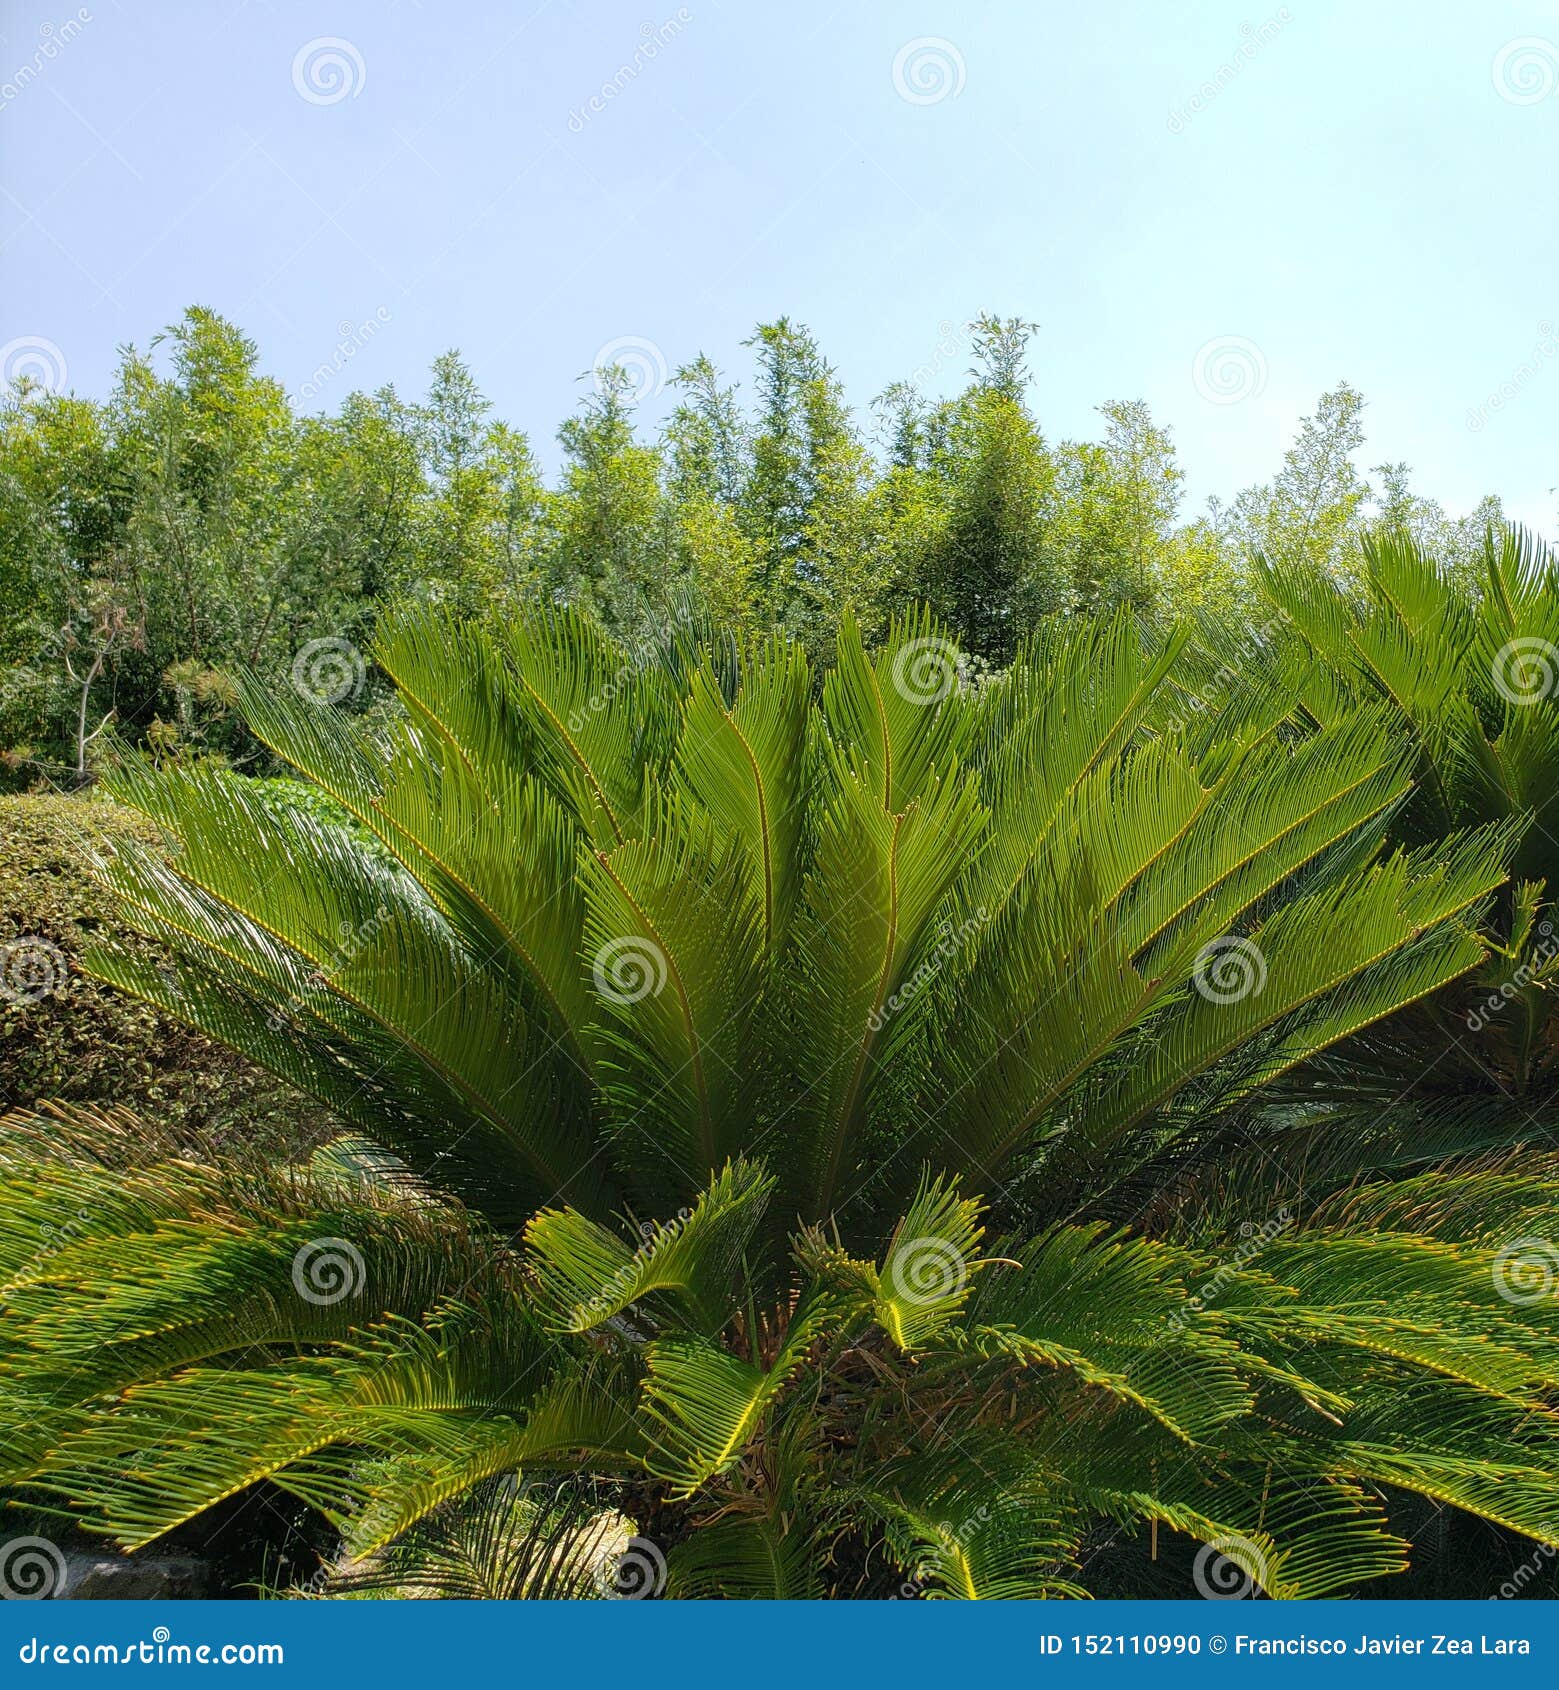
[3,604,1557,1598]
[1209,524,1559,1174]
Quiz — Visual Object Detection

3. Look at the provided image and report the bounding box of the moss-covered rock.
[0,792,328,1157]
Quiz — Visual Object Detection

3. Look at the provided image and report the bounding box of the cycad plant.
[1215,525,1559,1171]
[4,604,1558,1598]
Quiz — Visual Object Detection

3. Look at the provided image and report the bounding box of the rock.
[62,1555,209,1600]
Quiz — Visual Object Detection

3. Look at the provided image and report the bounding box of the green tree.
[550,367,663,636]
[0,386,117,776]
[1371,461,1505,592]
[658,359,759,635]
[1235,382,1370,574]
[57,308,336,769]
[916,316,1057,662]
[739,319,866,631]
[1155,499,1247,620]
[297,387,428,610]
[414,352,545,611]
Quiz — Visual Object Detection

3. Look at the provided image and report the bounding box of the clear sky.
[3,0,1557,531]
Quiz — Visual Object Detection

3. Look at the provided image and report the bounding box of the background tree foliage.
[0,305,1508,785]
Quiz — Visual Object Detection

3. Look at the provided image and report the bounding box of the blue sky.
[3,0,1557,531]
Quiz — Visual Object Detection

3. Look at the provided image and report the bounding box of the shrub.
[0,792,327,1158]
